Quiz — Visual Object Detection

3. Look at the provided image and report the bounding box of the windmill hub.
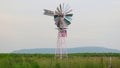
[58,14,64,17]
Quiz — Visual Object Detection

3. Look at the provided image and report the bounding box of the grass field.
[0,53,120,68]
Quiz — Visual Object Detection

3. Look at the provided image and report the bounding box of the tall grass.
[0,53,120,68]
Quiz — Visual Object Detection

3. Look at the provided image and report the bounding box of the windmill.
[44,3,73,59]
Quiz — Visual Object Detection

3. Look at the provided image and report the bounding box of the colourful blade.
[54,17,59,26]
[64,17,71,23]
[54,15,58,19]
[65,16,72,22]
[65,14,73,17]
[54,17,61,27]
[64,18,71,25]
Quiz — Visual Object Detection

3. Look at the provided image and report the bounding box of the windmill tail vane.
[44,9,54,16]
[44,3,73,59]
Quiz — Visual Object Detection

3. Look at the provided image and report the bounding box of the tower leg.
[55,29,68,59]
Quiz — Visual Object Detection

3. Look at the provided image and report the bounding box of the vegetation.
[0,53,120,68]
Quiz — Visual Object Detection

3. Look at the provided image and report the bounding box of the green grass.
[0,53,120,68]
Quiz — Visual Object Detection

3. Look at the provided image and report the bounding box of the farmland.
[0,53,120,68]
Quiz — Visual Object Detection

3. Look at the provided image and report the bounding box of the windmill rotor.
[54,4,73,29]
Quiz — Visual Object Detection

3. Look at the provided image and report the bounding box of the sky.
[0,0,120,53]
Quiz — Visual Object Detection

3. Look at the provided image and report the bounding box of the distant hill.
[12,47,120,54]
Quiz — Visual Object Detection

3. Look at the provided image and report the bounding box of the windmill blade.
[54,14,58,18]
[64,17,72,23]
[65,16,72,22]
[65,9,72,15]
[64,14,73,22]
[62,3,65,13]
[54,17,59,26]
[64,18,71,25]
[44,9,54,16]
[54,11,59,15]
[54,17,64,28]
[57,7,61,13]
[65,14,73,17]
[64,4,71,14]
[59,4,62,12]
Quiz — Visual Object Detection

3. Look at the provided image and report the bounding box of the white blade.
[64,4,70,14]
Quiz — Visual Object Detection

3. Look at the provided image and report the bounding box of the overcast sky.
[0,0,120,53]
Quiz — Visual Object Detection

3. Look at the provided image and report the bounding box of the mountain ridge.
[12,46,120,54]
